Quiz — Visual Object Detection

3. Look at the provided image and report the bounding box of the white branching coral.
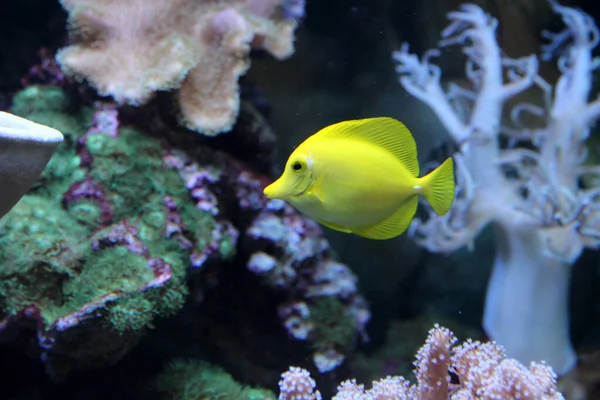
[278,325,563,399]
[392,1,600,375]
[56,0,303,135]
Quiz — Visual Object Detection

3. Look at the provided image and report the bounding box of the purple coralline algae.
[240,182,370,372]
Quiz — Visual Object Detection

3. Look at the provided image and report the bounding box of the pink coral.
[413,325,456,399]
[451,340,561,399]
[56,0,303,135]
[279,325,564,399]
[278,366,322,400]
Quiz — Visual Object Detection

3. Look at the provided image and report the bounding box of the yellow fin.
[419,157,455,216]
[319,220,353,233]
[351,195,418,240]
[314,117,419,177]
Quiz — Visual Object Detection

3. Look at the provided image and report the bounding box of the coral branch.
[393,1,600,375]
[392,46,468,143]
[585,97,600,126]
[501,55,539,100]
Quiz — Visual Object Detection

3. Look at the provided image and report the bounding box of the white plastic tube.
[0,111,64,219]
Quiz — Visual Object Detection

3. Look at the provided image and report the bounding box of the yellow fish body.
[263,117,455,240]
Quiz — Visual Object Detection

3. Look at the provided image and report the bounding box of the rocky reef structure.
[56,0,305,135]
[0,83,368,382]
[393,1,600,375]
[279,325,564,399]
[244,201,370,373]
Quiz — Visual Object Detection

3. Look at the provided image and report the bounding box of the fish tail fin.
[419,157,455,216]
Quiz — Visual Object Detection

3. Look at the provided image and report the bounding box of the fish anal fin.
[352,195,418,240]
[314,117,419,177]
[319,220,353,233]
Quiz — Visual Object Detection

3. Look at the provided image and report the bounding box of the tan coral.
[451,340,563,399]
[57,0,300,135]
[413,324,456,399]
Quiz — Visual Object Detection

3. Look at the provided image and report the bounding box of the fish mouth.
[263,184,277,199]
[263,181,286,199]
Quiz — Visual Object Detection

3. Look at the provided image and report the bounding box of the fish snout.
[263,181,279,199]
[263,177,292,200]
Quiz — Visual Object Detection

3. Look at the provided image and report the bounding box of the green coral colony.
[0,86,208,333]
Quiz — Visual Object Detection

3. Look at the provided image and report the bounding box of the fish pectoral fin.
[352,195,418,240]
[306,187,324,203]
[318,220,353,233]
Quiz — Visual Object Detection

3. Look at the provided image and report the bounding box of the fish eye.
[291,160,306,172]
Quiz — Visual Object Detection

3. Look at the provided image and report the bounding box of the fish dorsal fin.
[352,195,418,240]
[314,117,419,177]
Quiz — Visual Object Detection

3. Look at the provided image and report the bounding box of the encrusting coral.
[392,1,600,375]
[56,0,304,135]
[278,325,564,399]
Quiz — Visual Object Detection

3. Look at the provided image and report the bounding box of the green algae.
[155,359,275,400]
[62,247,155,307]
[308,297,356,352]
[0,196,89,318]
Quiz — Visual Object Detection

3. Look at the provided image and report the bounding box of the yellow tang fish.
[263,117,455,240]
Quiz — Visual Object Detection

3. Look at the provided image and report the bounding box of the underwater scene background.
[1,0,600,398]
